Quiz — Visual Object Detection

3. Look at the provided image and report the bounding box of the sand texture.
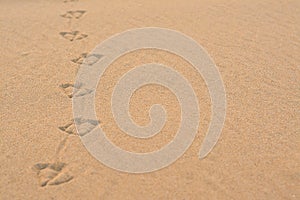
[1,0,299,199]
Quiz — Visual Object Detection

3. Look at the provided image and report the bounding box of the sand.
[1,0,299,199]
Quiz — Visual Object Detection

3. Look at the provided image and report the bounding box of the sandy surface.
[1,0,299,199]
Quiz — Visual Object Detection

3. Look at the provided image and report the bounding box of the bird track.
[59,118,100,137]
[59,31,88,41]
[59,82,94,98]
[71,53,103,66]
[33,0,88,187]
[60,10,86,19]
[32,162,73,187]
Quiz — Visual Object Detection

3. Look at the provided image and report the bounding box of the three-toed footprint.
[32,162,73,187]
[60,10,86,19]
[59,31,88,41]
[71,53,103,65]
[59,82,94,98]
[59,118,100,136]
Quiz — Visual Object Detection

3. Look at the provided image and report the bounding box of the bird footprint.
[59,83,94,98]
[59,118,99,136]
[71,53,103,66]
[59,31,88,41]
[60,10,86,19]
[59,83,74,98]
[59,120,76,135]
[74,117,100,136]
[32,162,73,187]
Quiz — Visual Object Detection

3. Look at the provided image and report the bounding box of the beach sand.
[1,0,299,199]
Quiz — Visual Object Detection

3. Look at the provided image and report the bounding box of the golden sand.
[1,0,299,199]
